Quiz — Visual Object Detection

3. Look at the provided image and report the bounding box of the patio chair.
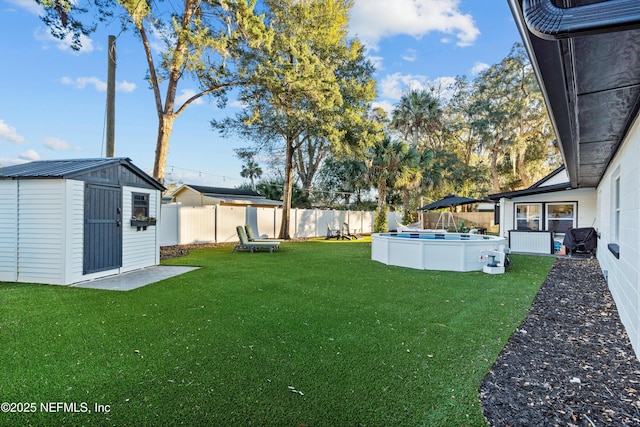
[341,222,358,240]
[245,224,284,243]
[233,226,280,253]
[325,224,341,240]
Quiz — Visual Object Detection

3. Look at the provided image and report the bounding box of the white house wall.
[499,188,597,239]
[0,181,18,281]
[597,115,640,358]
[540,168,570,187]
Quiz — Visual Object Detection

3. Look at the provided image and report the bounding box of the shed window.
[515,204,541,230]
[132,193,150,219]
[546,203,576,234]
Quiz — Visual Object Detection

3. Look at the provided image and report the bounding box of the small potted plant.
[130,214,157,230]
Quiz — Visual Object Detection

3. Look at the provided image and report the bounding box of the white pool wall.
[371,232,508,272]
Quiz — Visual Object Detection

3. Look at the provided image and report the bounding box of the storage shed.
[0,158,164,285]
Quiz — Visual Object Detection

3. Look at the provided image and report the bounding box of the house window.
[515,204,542,230]
[132,193,150,219]
[546,203,576,234]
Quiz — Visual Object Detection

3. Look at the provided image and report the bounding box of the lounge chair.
[245,224,284,242]
[341,222,358,240]
[233,226,280,253]
[325,224,341,240]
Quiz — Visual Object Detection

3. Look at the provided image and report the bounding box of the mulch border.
[480,258,640,426]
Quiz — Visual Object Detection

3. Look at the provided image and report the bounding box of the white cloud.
[379,73,457,102]
[350,0,480,49]
[61,77,136,93]
[176,89,204,107]
[402,49,418,62]
[367,54,385,71]
[147,23,174,54]
[19,149,40,161]
[117,81,137,93]
[34,27,94,54]
[62,76,107,91]
[6,0,43,15]
[471,61,490,75]
[43,137,82,151]
[372,100,394,115]
[229,100,245,109]
[0,158,29,167]
[0,119,26,144]
[379,73,432,100]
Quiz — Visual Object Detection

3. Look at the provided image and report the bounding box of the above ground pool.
[371,231,508,272]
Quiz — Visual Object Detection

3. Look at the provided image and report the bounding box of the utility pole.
[106,35,116,157]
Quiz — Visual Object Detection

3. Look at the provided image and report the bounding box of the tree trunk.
[490,149,500,193]
[377,178,387,212]
[278,136,295,240]
[153,113,175,183]
[517,154,531,187]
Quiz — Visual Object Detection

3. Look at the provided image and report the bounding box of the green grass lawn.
[0,238,554,426]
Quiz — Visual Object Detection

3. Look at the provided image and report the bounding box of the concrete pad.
[71,266,200,291]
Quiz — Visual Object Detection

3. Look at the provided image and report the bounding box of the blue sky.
[0,0,520,187]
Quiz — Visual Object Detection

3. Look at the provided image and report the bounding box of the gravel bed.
[480,258,640,426]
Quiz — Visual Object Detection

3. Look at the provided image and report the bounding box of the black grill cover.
[562,227,597,252]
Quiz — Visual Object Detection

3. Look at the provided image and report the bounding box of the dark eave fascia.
[487,182,571,201]
[523,0,640,41]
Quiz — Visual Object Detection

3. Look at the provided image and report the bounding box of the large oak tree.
[213,0,376,239]
[38,0,268,182]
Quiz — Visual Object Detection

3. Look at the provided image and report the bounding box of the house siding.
[0,181,18,281]
[541,169,569,187]
[174,187,216,206]
[597,116,640,358]
[499,187,597,239]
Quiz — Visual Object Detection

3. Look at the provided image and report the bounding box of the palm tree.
[240,160,263,191]
[391,88,442,148]
[366,137,406,232]
[395,145,427,224]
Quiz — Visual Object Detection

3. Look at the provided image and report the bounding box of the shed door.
[84,184,122,274]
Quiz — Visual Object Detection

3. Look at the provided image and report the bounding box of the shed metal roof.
[0,158,164,190]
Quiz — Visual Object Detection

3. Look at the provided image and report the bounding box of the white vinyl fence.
[159,204,377,246]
